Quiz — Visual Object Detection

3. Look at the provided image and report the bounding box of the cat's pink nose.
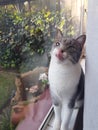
[56,49,64,60]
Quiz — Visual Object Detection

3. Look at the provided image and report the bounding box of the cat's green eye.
[56,42,60,46]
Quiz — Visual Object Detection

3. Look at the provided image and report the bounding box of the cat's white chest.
[48,59,81,99]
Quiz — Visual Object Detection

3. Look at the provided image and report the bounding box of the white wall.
[84,0,98,130]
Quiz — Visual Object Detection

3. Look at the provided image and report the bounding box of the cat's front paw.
[52,121,60,130]
[61,128,69,130]
[61,126,69,130]
[52,126,60,130]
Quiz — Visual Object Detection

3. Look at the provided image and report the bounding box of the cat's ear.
[76,35,86,47]
[55,28,63,40]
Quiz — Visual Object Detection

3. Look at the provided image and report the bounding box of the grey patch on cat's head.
[66,35,86,64]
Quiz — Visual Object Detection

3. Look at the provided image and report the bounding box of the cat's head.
[51,29,86,64]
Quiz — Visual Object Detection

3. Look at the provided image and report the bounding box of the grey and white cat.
[48,29,86,130]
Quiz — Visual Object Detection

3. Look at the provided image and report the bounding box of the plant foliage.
[0,107,16,130]
[0,6,75,69]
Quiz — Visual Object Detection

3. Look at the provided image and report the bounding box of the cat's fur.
[48,29,86,130]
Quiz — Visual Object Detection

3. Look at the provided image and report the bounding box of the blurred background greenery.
[0,1,76,71]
